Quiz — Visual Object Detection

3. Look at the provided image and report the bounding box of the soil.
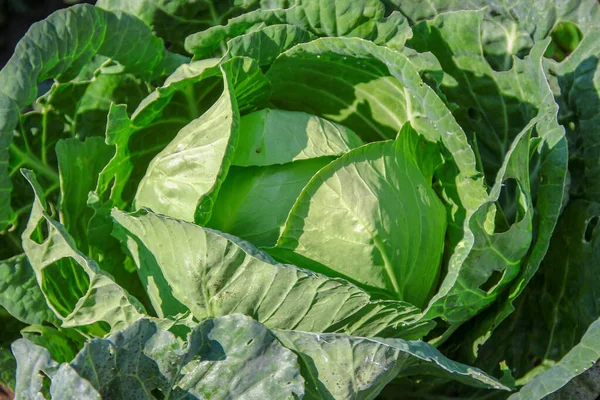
[0,384,13,400]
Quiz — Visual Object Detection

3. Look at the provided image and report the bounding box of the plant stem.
[9,144,59,183]
[41,109,49,165]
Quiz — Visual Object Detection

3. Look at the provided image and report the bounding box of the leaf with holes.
[2,1,598,399]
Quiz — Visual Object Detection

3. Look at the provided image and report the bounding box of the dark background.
[0,0,95,68]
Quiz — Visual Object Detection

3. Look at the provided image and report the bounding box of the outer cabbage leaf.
[224,24,317,66]
[97,0,284,53]
[2,57,152,261]
[12,338,58,400]
[273,329,508,399]
[0,255,59,325]
[184,0,412,58]
[39,66,152,140]
[21,170,145,332]
[12,313,506,400]
[389,0,600,70]
[111,208,434,339]
[0,3,186,231]
[507,317,600,400]
[96,0,217,53]
[267,38,424,141]
[397,12,566,351]
[1,58,152,258]
[460,200,600,394]
[407,11,564,180]
[544,362,600,400]
[15,328,82,379]
[479,29,600,398]
[545,30,600,202]
[12,314,305,400]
